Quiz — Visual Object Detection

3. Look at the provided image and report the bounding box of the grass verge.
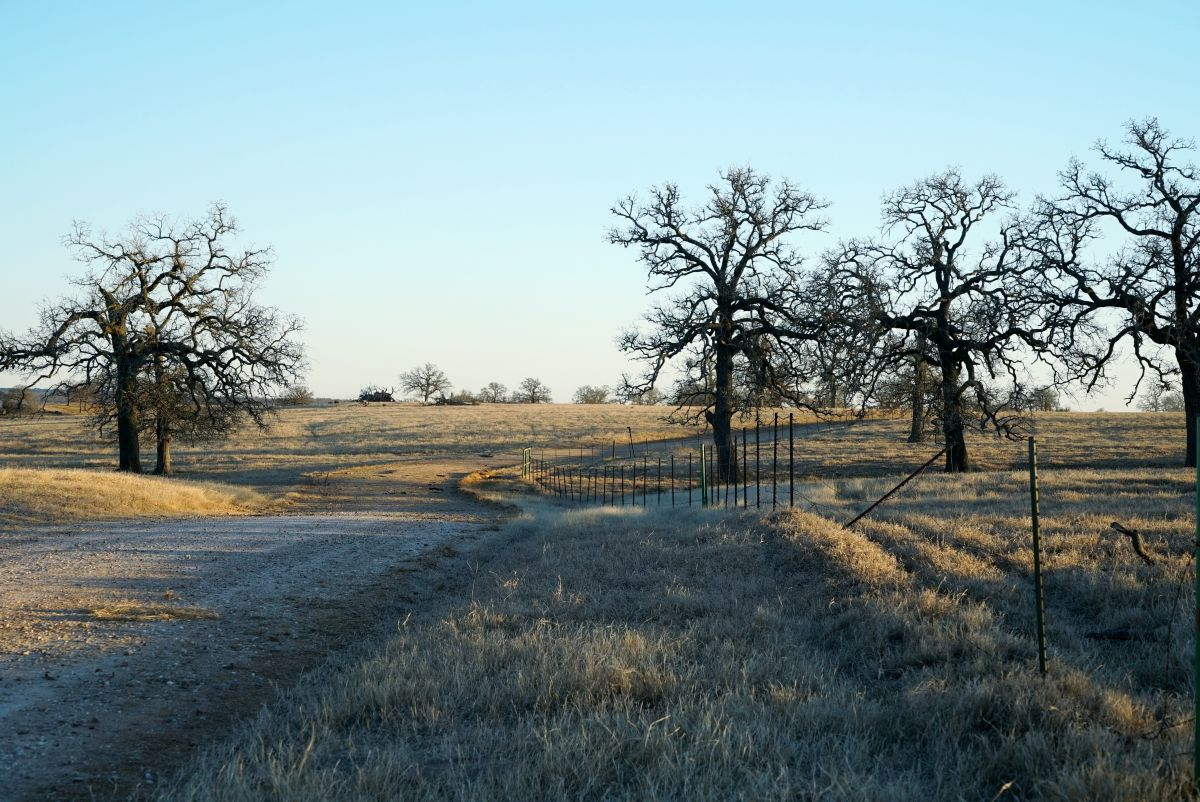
[154,472,1192,801]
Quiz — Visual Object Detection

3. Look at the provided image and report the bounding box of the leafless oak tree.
[830,170,1057,472]
[478,382,508,403]
[1028,119,1200,465]
[513,377,551,403]
[609,168,832,480]
[399,363,451,403]
[0,204,305,473]
[573,385,610,404]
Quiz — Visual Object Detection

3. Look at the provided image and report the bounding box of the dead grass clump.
[89,602,222,622]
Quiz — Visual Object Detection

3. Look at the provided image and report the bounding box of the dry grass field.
[83,408,1186,802]
[0,403,705,527]
[0,405,1181,528]
[0,401,868,530]
[0,405,1192,799]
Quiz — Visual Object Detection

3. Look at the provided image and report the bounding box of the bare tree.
[479,382,508,403]
[0,205,304,473]
[609,168,831,480]
[399,363,451,403]
[831,170,1055,472]
[1029,119,1200,464]
[872,353,934,442]
[513,377,551,403]
[278,385,314,406]
[573,385,610,404]
[1030,385,1059,412]
[630,387,667,406]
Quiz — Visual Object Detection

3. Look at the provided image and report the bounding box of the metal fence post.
[642,457,648,507]
[772,412,779,510]
[670,455,675,507]
[699,444,708,506]
[1194,416,1199,787]
[755,419,761,508]
[789,414,794,508]
[742,428,748,507]
[688,452,693,506]
[1029,437,1048,677]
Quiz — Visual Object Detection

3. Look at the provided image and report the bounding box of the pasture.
[0,405,1193,800]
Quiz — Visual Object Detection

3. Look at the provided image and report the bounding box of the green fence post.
[699,444,708,506]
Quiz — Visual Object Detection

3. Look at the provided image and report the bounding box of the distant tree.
[399,362,451,403]
[0,388,29,415]
[573,385,610,404]
[358,385,395,403]
[629,387,667,406]
[479,382,508,403]
[513,377,552,403]
[1138,383,1168,412]
[1139,384,1186,412]
[872,354,935,442]
[1030,385,1059,413]
[0,205,305,473]
[278,385,314,407]
[610,168,831,480]
[436,389,478,405]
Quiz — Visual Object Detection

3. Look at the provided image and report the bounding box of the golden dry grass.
[3,401,1194,797]
[154,488,1195,801]
[0,403,705,491]
[0,467,267,529]
[0,403,712,524]
[88,601,222,622]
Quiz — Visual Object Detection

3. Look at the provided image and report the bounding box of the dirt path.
[0,457,511,801]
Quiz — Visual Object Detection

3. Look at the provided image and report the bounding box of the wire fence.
[520,412,849,511]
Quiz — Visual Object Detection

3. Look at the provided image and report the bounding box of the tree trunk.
[907,356,926,443]
[1177,348,1200,468]
[940,358,969,473]
[708,343,739,482]
[115,375,142,473]
[154,419,172,476]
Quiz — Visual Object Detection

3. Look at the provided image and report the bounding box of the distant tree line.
[357,367,554,405]
[612,118,1200,472]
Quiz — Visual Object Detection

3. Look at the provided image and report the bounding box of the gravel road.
[0,458,507,801]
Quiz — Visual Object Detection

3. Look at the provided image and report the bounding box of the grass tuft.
[88,602,222,622]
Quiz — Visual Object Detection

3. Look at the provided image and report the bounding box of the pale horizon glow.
[2,2,1197,410]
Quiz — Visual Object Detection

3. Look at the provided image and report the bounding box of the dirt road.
[0,458,509,801]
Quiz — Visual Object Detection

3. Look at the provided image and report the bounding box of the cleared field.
[150,411,1194,802]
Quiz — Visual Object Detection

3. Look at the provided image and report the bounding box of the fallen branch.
[1110,521,1154,566]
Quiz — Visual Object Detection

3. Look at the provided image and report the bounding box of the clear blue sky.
[2,1,1196,407]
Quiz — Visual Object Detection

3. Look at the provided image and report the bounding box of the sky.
[2,1,1197,408]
